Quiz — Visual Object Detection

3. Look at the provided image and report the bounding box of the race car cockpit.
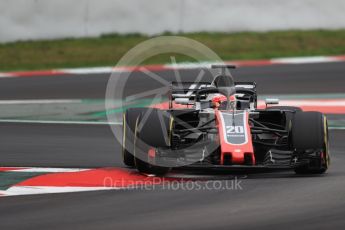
[170,65,257,111]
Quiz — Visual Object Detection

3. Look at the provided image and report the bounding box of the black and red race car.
[122,65,330,175]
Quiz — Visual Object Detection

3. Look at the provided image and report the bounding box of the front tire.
[133,108,172,175]
[122,108,148,167]
[292,112,330,174]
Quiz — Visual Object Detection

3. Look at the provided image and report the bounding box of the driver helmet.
[209,75,236,108]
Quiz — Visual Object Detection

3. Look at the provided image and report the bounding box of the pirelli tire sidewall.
[133,108,172,175]
[292,111,330,174]
[122,108,149,167]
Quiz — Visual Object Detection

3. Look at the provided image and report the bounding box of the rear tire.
[292,112,330,174]
[267,106,302,129]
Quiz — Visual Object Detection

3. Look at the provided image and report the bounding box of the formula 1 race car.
[122,65,330,175]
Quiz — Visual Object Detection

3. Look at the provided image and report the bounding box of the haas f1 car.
[122,65,330,175]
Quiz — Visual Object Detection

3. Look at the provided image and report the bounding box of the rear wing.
[171,81,212,98]
[169,81,257,108]
[234,82,257,90]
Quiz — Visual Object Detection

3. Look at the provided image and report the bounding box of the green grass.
[1,30,345,71]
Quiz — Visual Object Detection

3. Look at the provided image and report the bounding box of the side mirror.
[265,98,279,106]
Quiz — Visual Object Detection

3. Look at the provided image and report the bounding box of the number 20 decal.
[226,126,244,134]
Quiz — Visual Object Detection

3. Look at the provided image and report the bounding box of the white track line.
[1,167,90,173]
[0,119,121,125]
[0,99,82,105]
[2,186,118,196]
[60,67,113,74]
[0,74,14,78]
[329,127,345,130]
[271,56,337,64]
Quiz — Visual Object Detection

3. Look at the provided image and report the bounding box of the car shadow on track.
[164,168,331,180]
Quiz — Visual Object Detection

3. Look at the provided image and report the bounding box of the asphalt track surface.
[1,62,345,230]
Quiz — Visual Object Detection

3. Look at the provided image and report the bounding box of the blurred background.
[1,0,345,71]
[2,0,345,41]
